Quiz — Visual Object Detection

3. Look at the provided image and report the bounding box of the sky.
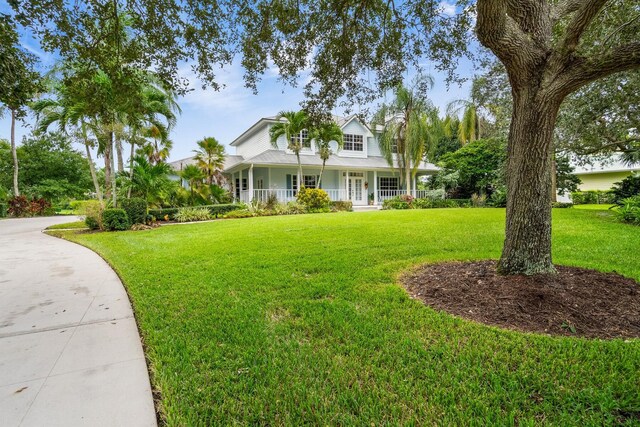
[0,1,476,163]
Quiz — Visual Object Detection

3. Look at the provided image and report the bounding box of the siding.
[236,125,274,158]
[338,119,369,158]
[577,171,632,191]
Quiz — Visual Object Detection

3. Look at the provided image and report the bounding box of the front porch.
[227,165,433,207]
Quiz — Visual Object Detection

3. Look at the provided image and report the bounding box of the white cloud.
[439,1,457,17]
[178,62,252,112]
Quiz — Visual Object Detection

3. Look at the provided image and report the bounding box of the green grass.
[46,220,87,230]
[60,208,640,425]
[574,204,616,210]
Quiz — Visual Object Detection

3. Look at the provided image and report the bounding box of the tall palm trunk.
[104,141,112,201]
[405,166,411,196]
[296,152,303,189]
[84,141,103,202]
[128,139,135,198]
[116,135,124,173]
[110,131,117,207]
[10,109,19,196]
[317,160,326,189]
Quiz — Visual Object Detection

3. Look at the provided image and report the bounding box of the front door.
[347,176,366,206]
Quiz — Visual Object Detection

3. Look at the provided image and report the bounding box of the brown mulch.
[401,260,640,339]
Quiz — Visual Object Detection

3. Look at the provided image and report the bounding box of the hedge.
[570,190,615,205]
[102,208,130,231]
[0,202,6,218]
[121,197,148,225]
[149,204,244,221]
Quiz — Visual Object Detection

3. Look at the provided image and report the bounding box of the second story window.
[291,130,310,149]
[344,134,364,151]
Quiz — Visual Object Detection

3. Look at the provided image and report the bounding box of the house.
[573,158,639,191]
[170,115,438,206]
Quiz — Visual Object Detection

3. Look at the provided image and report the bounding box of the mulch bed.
[401,260,640,339]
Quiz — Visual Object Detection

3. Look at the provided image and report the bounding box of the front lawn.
[46,220,88,230]
[61,208,640,425]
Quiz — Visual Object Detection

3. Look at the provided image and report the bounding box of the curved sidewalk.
[0,217,156,427]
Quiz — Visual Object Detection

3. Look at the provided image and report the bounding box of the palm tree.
[193,137,226,185]
[310,121,343,188]
[119,155,172,206]
[32,85,104,202]
[269,110,309,188]
[180,164,205,205]
[446,99,490,145]
[375,76,435,195]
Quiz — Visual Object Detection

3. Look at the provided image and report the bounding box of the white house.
[170,115,438,206]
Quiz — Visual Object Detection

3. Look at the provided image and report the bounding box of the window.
[257,178,264,190]
[291,130,311,149]
[342,172,364,177]
[303,175,317,188]
[343,134,364,151]
[379,177,399,191]
[235,178,247,198]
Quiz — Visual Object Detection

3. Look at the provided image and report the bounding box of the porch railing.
[239,189,439,205]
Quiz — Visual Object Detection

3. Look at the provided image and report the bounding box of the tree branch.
[560,0,608,53]
[476,0,545,82]
[562,42,640,92]
[551,0,584,24]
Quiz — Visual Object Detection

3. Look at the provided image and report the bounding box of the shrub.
[102,208,130,231]
[331,201,353,212]
[297,187,331,211]
[7,196,52,217]
[471,193,487,207]
[611,173,640,204]
[79,200,104,230]
[552,202,573,208]
[8,196,32,217]
[571,190,615,205]
[412,198,434,209]
[0,202,6,218]
[174,207,212,222]
[614,196,640,225]
[223,209,255,219]
[121,197,148,225]
[382,197,410,210]
[207,203,245,217]
[488,188,507,207]
[148,207,179,221]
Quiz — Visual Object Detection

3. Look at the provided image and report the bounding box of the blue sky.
[0,1,477,162]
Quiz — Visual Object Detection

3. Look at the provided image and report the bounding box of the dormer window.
[344,134,364,151]
[291,130,310,149]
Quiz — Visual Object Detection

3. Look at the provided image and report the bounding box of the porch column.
[412,175,417,197]
[268,167,272,189]
[239,169,243,202]
[373,170,378,205]
[346,170,350,201]
[248,164,254,202]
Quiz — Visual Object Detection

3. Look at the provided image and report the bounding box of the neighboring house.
[573,158,639,191]
[170,115,438,206]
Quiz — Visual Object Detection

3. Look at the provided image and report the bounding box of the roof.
[229,114,371,146]
[223,150,437,173]
[573,157,640,175]
[168,155,244,172]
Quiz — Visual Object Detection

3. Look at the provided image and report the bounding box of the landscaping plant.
[296,187,331,212]
[121,197,148,225]
[174,207,212,222]
[102,208,130,231]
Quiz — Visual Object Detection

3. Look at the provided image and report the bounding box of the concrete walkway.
[0,217,156,427]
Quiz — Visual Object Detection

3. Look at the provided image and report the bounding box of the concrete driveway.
[0,217,156,427]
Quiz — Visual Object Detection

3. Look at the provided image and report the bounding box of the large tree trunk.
[10,109,19,197]
[497,89,561,275]
[84,142,103,202]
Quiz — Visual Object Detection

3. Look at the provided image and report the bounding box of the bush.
[121,198,148,225]
[488,188,507,207]
[7,196,52,217]
[382,197,411,210]
[611,173,640,204]
[570,190,615,205]
[102,208,130,231]
[148,207,179,221]
[331,201,353,212]
[614,196,640,225]
[223,209,255,219]
[0,202,6,218]
[296,187,331,211]
[552,202,573,208]
[208,203,245,217]
[79,200,104,230]
[471,193,487,207]
[174,207,212,222]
